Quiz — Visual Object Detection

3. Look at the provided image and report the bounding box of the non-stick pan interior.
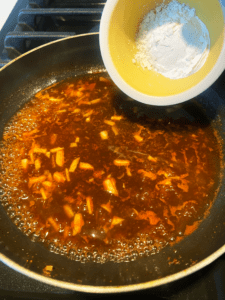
[0,33,224,292]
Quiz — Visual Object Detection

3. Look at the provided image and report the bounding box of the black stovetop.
[0,1,225,299]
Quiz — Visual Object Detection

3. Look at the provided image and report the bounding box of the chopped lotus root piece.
[111,115,123,121]
[138,169,157,180]
[103,178,118,196]
[111,126,119,136]
[29,150,35,164]
[90,98,101,105]
[83,110,93,117]
[57,109,67,113]
[53,172,66,183]
[76,91,83,98]
[63,204,74,219]
[21,159,29,170]
[69,158,80,172]
[49,97,64,102]
[78,100,90,106]
[63,226,70,238]
[111,216,124,227]
[72,108,81,114]
[35,158,41,170]
[156,178,173,188]
[126,166,132,177]
[79,162,94,170]
[101,201,112,213]
[47,217,59,231]
[43,265,53,272]
[42,181,53,190]
[28,175,46,188]
[134,135,143,142]
[72,213,84,236]
[50,147,64,153]
[104,120,115,126]
[33,147,47,154]
[70,143,77,148]
[113,159,130,167]
[86,197,93,214]
[148,155,157,163]
[65,168,70,181]
[40,188,47,200]
[100,131,108,140]
[56,149,64,167]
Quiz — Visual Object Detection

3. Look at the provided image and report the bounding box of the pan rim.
[0,32,99,73]
[0,244,224,293]
[0,32,224,293]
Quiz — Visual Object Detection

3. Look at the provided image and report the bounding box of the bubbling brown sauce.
[0,74,221,263]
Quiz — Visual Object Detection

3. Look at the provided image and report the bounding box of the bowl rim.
[99,0,225,106]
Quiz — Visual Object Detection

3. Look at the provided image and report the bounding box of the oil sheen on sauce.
[0,74,221,263]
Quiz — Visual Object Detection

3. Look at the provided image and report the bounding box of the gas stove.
[0,1,225,299]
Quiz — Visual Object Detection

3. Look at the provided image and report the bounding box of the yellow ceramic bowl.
[100,0,225,106]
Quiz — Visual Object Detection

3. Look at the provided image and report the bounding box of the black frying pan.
[0,33,225,293]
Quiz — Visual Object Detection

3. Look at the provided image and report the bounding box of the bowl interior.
[108,0,224,98]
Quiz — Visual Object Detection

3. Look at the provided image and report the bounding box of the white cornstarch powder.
[133,0,210,79]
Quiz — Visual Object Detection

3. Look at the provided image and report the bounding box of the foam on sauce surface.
[0,74,221,263]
